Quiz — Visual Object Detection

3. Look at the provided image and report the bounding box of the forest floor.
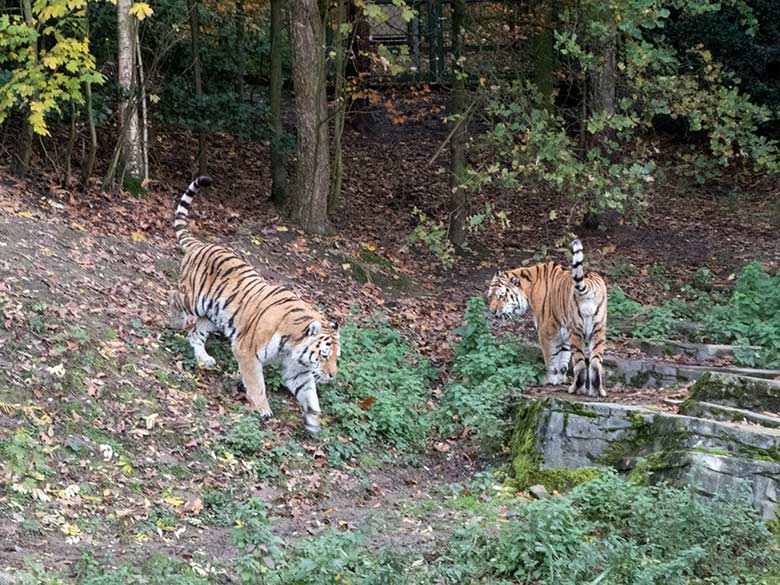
[1,92,779,579]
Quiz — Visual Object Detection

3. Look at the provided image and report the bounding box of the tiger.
[486,240,608,397]
[169,176,340,434]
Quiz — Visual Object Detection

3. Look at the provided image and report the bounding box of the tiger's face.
[308,329,340,383]
[487,272,529,320]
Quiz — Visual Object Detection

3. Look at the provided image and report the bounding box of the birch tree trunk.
[117,0,143,180]
[288,0,330,234]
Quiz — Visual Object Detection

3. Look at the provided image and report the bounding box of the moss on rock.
[689,372,780,413]
[597,410,689,475]
[509,399,603,492]
[509,399,544,488]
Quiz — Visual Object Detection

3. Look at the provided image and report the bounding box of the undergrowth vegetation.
[159,302,540,463]
[321,318,437,461]
[436,471,778,585]
[610,261,780,367]
[438,297,543,448]
[20,472,777,584]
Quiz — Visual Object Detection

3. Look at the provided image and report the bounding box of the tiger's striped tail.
[571,239,587,294]
[174,176,213,251]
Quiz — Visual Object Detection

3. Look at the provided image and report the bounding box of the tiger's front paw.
[254,407,274,421]
[198,356,217,369]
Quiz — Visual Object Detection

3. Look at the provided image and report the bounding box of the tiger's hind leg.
[169,290,190,330]
[539,333,560,385]
[188,317,218,368]
[568,332,588,395]
[553,343,571,386]
[589,328,607,397]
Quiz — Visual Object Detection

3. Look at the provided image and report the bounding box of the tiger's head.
[303,321,340,383]
[296,320,340,434]
[487,271,530,320]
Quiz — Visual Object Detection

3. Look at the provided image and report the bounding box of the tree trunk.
[64,103,78,179]
[329,0,348,212]
[235,0,246,102]
[583,1,617,224]
[288,0,330,234]
[80,5,97,189]
[14,0,35,178]
[531,0,555,110]
[447,0,467,247]
[117,0,143,180]
[270,0,288,205]
[189,0,207,176]
[135,28,149,179]
[587,1,616,131]
[81,79,97,188]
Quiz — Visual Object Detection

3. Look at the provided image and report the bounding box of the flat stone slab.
[679,400,780,428]
[628,339,763,364]
[605,355,780,388]
[521,397,780,518]
[687,372,780,413]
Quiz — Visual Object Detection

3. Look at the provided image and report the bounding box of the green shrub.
[323,319,437,458]
[701,261,780,367]
[439,471,779,585]
[78,554,210,585]
[438,297,542,447]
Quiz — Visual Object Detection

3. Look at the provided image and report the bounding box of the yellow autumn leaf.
[61,523,81,536]
[362,243,377,252]
[129,2,153,20]
[163,495,185,506]
[275,226,289,232]
[131,231,147,242]
[251,238,261,246]
[42,55,60,69]
[18,211,33,219]
[71,222,87,232]
[548,209,558,221]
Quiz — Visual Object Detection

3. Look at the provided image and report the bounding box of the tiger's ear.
[306,321,322,337]
[510,276,520,286]
[330,322,339,331]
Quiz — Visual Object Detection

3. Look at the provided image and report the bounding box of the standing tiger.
[486,240,608,396]
[169,176,340,433]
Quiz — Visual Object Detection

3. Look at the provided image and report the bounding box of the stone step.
[688,372,780,413]
[605,355,780,388]
[513,397,780,519]
[627,339,762,364]
[678,400,780,429]
[515,341,780,390]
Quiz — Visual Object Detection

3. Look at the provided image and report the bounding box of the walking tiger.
[169,176,340,433]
